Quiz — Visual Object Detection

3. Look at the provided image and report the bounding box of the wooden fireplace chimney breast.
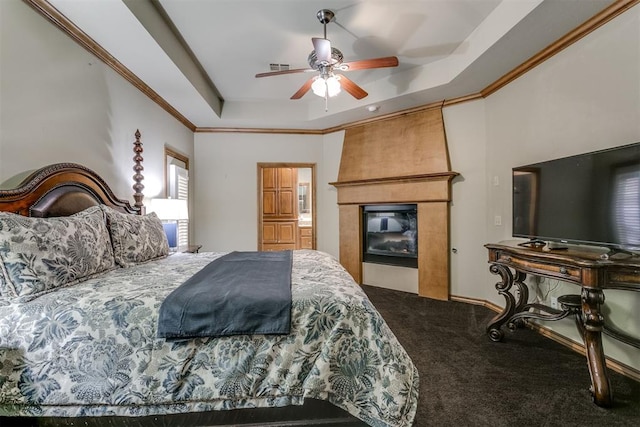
[330,105,458,300]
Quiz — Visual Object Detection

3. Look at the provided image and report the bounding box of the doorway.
[257,163,316,251]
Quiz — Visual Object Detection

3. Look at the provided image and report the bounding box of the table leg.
[486,263,517,342]
[580,287,613,407]
[510,271,530,328]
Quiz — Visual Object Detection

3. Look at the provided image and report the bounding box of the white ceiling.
[47,0,616,130]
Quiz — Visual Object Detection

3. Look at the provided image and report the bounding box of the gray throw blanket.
[157,251,292,339]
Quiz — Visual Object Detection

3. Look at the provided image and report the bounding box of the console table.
[485,241,640,407]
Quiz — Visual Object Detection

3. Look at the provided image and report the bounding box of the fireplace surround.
[330,105,457,300]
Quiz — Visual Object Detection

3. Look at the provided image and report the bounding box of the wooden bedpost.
[132,129,145,214]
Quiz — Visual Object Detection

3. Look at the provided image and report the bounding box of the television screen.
[512,142,640,251]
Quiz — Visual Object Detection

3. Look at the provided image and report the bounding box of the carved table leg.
[486,264,518,342]
[581,288,613,407]
[510,271,529,329]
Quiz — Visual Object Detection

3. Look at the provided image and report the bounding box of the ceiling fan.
[255,9,399,102]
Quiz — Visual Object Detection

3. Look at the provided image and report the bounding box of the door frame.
[257,163,317,250]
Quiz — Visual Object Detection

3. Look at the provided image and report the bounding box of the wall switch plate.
[550,296,559,309]
[494,215,502,226]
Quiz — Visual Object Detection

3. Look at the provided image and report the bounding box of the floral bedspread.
[0,250,418,426]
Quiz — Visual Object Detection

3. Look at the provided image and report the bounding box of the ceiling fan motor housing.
[308,47,344,69]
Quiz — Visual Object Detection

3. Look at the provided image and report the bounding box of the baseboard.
[450,294,640,383]
[450,294,503,313]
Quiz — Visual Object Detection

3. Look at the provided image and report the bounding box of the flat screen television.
[512,142,640,253]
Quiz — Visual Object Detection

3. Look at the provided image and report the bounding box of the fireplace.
[363,205,418,268]
[330,106,457,300]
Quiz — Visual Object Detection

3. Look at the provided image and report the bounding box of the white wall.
[443,100,494,301]
[0,0,193,206]
[193,132,343,257]
[317,130,344,259]
[478,6,640,370]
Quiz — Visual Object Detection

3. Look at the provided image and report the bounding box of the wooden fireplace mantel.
[331,107,456,300]
[330,172,459,187]
[331,173,457,301]
[330,172,458,206]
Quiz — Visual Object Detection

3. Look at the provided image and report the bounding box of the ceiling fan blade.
[312,37,332,64]
[338,75,368,99]
[342,56,399,71]
[255,67,314,78]
[291,78,315,99]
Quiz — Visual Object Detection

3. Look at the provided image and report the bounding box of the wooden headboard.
[0,163,140,217]
[0,131,144,217]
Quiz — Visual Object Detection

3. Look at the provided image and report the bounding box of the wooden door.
[258,163,316,251]
[262,168,278,217]
[262,168,296,218]
[299,226,313,249]
[260,166,298,251]
[262,222,278,244]
[276,168,296,218]
[278,222,296,243]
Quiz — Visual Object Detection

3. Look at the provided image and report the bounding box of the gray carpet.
[361,284,640,427]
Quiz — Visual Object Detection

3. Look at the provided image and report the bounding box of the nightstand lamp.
[149,198,188,251]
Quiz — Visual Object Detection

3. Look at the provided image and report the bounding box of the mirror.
[297,167,312,226]
[298,182,310,214]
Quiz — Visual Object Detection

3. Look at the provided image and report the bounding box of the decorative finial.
[132,129,144,212]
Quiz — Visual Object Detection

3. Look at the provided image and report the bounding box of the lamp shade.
[149,198,188,220]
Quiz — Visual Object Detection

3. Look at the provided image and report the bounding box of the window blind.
[170,164,190,247]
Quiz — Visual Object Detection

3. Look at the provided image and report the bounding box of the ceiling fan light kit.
[255,8,399,108]
[312,74,341,98]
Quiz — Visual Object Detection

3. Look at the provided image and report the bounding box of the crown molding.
[195,127,324,135]
[482,0,639,97]
[25,0,638,135]
[23,0,197,132]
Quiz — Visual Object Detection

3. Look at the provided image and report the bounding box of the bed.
[0,150,418,426]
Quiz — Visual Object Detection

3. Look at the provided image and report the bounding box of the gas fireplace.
[362,204,418,268]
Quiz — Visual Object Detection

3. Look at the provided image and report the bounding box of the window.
[613,165,640,246]
[165,148,190,247]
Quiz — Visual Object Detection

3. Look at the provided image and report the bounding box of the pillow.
[102,206,169,267]
[0,205,116,300]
